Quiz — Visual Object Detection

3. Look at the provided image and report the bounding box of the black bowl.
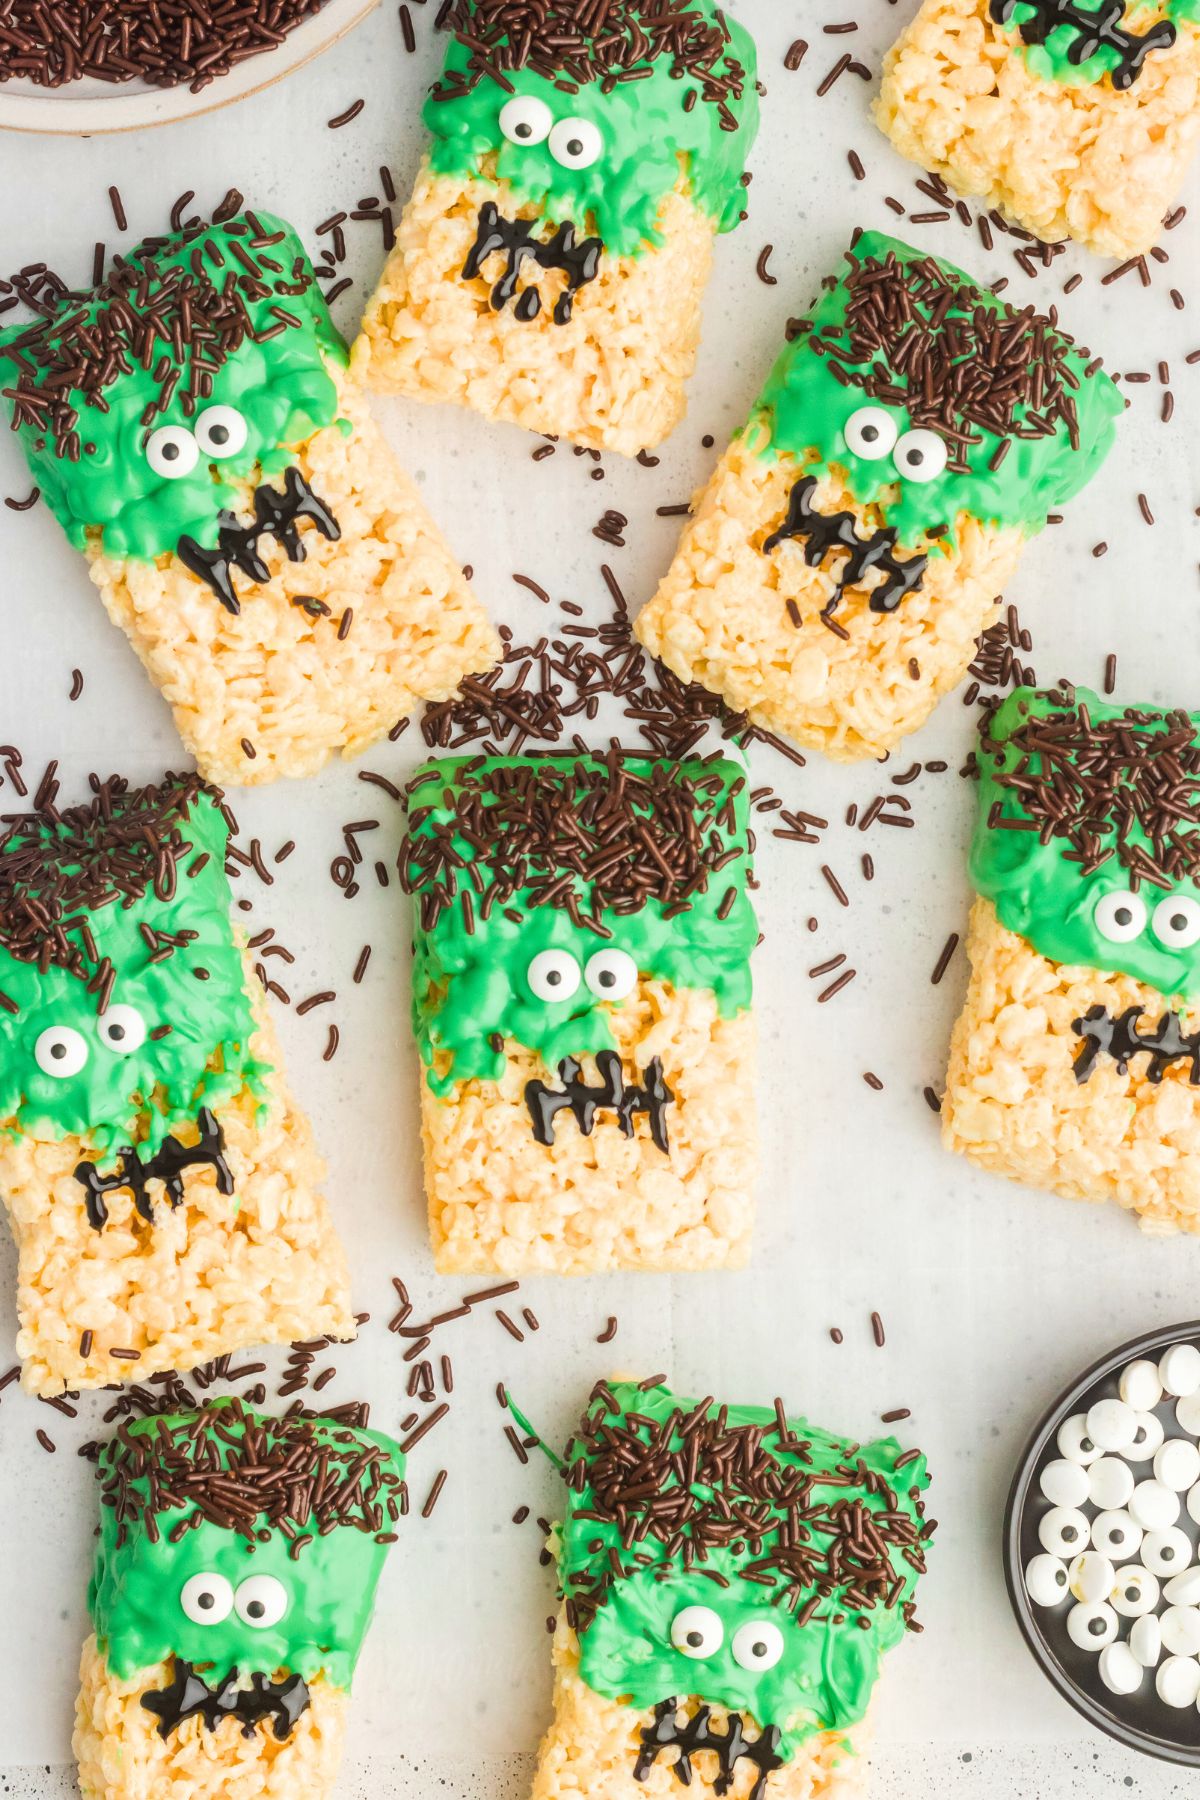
[1004,1319,1200,1766]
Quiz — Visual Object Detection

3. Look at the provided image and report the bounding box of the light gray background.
[0,1,1198,1793]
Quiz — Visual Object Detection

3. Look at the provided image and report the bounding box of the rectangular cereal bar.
[0,772,353,1395]
[354,0,760,456]
[400,749,758,1273]
[875,0,1200,259]
[0,197,497,787]
[944,685,1200,1232]
[533,1377,932,1800]
[636,231,1121,762]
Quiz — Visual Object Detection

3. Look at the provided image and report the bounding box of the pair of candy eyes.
[33,1005,147,1079]
[841,406,947,485]
[670,1606,785,1671]
[180,1572,288,1629]
[144,404,248,481]
[1094,891,1200,950]
[527,946,637,1004]
[498,96,603,170]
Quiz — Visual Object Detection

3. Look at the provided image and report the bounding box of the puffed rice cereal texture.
[944,897,1200,1232]
[423,980,757,1275]
[874,0,1200,258]
[354,161,716,456]
[74,1635,348,1800]
[635,425,1022,762]
[86,363,498,788]
[0,948,353,1397]
[532,1618,867,1800]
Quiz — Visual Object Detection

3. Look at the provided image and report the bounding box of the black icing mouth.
[1072,1005,1200,1086]
[633,1698,785,1800]
[525,1052,673,1151]
[463,202,603,326]
[988,0,1176,89]
[74,1106,233,1232]
[763,474,928,617]
[141,1659,311,1743]
[176,465,340,615]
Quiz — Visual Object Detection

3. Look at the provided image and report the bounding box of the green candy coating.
[971,687,1200,998]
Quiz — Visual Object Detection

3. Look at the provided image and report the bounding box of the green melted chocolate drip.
[423,5,760,258]
[754,231,1121,558]
[971,686,1200,997]
[405,754,757,1093]
[561,1381,930,1757]
[0,211,347,561]
[998,0,1199,88]
[0,792,268,1158]
[89,1403,404,1688]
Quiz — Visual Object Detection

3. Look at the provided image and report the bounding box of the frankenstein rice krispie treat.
[0,773,352,1395]
[400,750,758,1274]
[875,0,1200,259]
[76,1398,403,1800]
[636,232,1121,763]
[0,196,496,786]
[945,686,1200,1233]
[355,0,760,456]
[533,1378,932,1800]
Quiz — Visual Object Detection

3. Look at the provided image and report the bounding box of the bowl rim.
[1003,1316,1200,1768]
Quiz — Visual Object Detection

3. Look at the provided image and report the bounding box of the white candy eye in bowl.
[1005,1322,1200,1765]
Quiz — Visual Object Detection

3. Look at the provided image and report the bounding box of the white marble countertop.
[1,1,1200,1793]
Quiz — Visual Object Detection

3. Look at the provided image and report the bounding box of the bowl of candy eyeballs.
[1005,1323,1200,1763]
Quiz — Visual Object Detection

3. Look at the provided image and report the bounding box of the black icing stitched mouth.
[176,465,340,615]
[989,0,1176,89]
[73,1106,234,1231]
[763,475,928,616]
[141,1659,311,1743]
[463,202,603,326]
[525,1051,673,1151]
[1072,1005,1200,1086]
[633,1699,785,1800]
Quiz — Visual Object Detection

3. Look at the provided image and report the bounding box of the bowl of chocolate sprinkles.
[0,0,379,134]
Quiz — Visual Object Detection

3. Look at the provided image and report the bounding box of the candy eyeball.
[1156,1654,1200,1708]
[499,94,554,147]
[96,1004,147,1056]
[1130,1612,1162,1668]
[145,424,199,480]
[584,948,638,1002]
[1098,1641,1143,1697]
[1160,1607,1200,1659]
[1110,1565,1159,1618]
[1066,1601,1117,1652]
[1142,1526,1191,1576]
[1164,1568,1200,1607]
[1085,1398,1137,1454]
[34,1025,88,1079]
[670,1605,724,1659]
[1131,1480,1181,1531]
[1040,1459,1090,1508]
[1152,894,1200,950]
[548,117,602,171]
[842,406,898,462]
[1068,1551,1115,1605]
[1093,890,1148,945]
[731,1620,785,1671]
[892,428,947,485]
[1038,1506,1090,1558]
[1187,1482,1200,1527]
[180,1571,234,1624]
[1025,1554,1069,1608]
[1087,1458,1134,1512]
[1176,1392,1200,1436]
[234,1574,288,1629]
[526,949,582,1003]
[194,404,248,460]
[1125,1411,1164,1463]
[1156,1438,1200,1493]
[1090,1510,1142,1562]
[1160,1343,1200,1398]
[1119,1359,1163,1412]
[1057,1414,1101,1465]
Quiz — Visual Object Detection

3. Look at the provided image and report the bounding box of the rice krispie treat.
[875,0,1200,259]
[533,1377,932,1800]
[75,1397,404,1800]
[354,0,760,456]
[0,197,497,786]
[636,231,1121,762]
[400,749,758,1274]
[0,772,353,1396]
[944,685,1200,1233]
